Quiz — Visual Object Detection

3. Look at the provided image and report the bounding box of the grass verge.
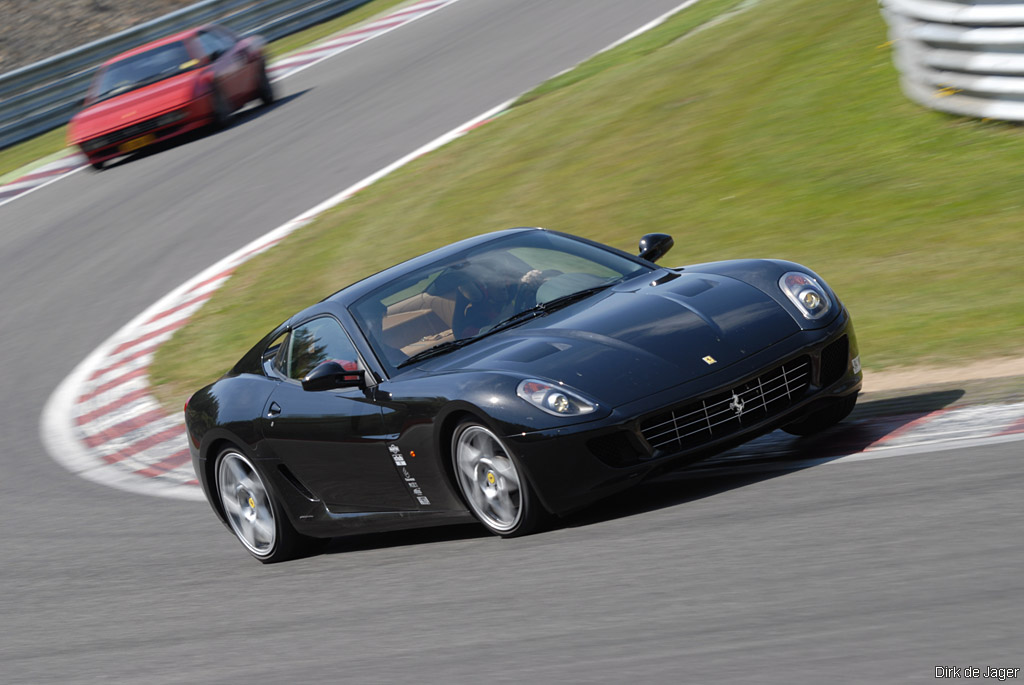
[0,127,71,181]
[147,0,1024,411]
[0,0,414,179]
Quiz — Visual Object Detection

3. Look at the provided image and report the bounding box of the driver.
[454,266,546,338]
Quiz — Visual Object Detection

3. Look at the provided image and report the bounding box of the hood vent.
[650,271,681,286]
[496,341,566,363]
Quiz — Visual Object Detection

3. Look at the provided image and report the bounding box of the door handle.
[267,401,282,417]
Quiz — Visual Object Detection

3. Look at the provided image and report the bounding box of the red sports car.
[68,25,273,169]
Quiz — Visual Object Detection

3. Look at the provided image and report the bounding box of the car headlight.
[517,379,597,417]
[779,271,832,320]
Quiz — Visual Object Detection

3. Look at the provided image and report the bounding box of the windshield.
[351,231,651,374]
[92,41,198,102]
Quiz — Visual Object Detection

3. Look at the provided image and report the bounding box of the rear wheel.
[214,447,321,563]
[782,393,858,436]
[88,158,104,171]
[451,421,547,537]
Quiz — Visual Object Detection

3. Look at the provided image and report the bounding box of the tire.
[88,159,104,171]
[782,393,858,437]
[451,420,548,537]
[214,447,322,563]
[257,64,274,106]
[210,86,231,130]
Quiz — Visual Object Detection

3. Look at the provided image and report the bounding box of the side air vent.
[277,464,320,502]
[587,431,651,468]
[819,335,849,388]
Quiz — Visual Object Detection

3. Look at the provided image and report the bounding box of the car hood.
[70,72,197,141]
[424,270,801,407]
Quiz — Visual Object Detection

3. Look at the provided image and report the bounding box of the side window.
[196,31,230,60]
[211,29,235,52]
[263,331,289,376]
[212,26,239,48]
[281,317,361,381]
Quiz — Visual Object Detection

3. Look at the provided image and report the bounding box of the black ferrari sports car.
[185,227,861,562]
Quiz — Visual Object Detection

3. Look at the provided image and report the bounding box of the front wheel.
[257,64,274,106]
[782,393,858,437]
[214,447,321,563]
[210,86,231,129]
[451,421,548,537]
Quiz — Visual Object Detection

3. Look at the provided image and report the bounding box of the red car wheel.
[211,87,231,129]
[258,64,274,106]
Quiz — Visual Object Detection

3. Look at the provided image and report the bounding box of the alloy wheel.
[216,450,276,557]
[454,424,523,533]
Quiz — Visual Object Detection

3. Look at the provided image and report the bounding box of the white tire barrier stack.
[881,0,1024,120]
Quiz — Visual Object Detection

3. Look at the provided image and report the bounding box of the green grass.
[148,0,1024,411]
[0,0,414,178]
[0,127,71,181]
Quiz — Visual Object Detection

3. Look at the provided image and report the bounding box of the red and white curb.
[265,0,458,82]
[40,100,513,501]
[0,0,462,210]
[0,152,87,207]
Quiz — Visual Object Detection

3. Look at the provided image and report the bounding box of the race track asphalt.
[1,1,1020,682]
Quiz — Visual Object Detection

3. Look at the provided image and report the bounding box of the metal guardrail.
[881,0,1024,121]
[0,0,373,150]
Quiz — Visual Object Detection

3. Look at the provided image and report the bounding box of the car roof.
[99,26,205,66]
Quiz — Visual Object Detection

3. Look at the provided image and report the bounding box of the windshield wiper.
[480,282,617,337]
[540,282,616,311]
[396,338,477,368]
[95,84,131,101]
[95,70,178,103]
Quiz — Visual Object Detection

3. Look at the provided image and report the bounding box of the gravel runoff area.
[865,356,1024,393]
[0,0,211,73]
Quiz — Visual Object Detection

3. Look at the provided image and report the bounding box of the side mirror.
[301,361,365,391]
[638,233,674,263]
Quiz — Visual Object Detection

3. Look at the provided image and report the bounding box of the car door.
[213,26,260,100]
[261,316,416,512]
[196,28,245,105]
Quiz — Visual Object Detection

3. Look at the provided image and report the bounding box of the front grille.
[106,116,163,145]
[640,356,811,454]
[87,116,180,152]
[819,335,849,388]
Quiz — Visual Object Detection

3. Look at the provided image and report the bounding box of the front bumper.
[75,97,214,164]
[507,310,861,515]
